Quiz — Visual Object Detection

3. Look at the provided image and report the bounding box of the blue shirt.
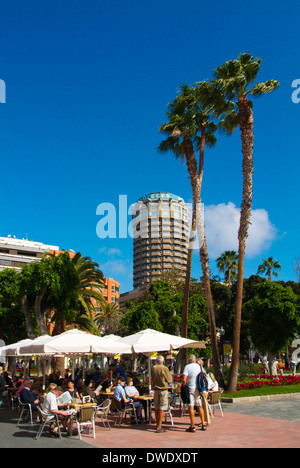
[115,367,126,380]
[114,383,126,402]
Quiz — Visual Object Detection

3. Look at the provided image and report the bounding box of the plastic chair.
[17,396,33,426]
[34,407,62,440]
[74,406,96,440]
[207,390,224,418]
[95,399,111,429]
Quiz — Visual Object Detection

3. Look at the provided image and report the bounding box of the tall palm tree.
[51,252,105,374]
[70,252,106,334]
[216,250,238,286]
[257,257,281,281]
[213,52,279,392]
[158,82,225,386]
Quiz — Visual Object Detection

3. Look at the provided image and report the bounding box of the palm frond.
[218,110,239,136]
[247,80,280,97]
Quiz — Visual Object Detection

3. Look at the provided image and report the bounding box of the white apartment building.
[0,236,59,272]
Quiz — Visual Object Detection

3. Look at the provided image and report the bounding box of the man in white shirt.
[182,355,206,432]
[43,383,72,435]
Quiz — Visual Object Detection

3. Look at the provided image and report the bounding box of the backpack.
[196,366,208,393]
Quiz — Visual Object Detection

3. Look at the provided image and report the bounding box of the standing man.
[151,355,172,433]
[109,363,127,389]
[182,354,207,432]
[290,359,296,376]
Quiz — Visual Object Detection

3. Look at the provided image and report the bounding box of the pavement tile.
[1,397,299,449]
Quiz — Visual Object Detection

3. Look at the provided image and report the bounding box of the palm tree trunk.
[227,268,231,287]
[268,270,272,281]
[227,96,254,393]
[183,135,225,388]
[178,205,197,371]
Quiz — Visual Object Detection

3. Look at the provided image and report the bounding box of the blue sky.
[0,0,299,293]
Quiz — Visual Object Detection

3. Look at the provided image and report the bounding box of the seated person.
[125,377,145,420]
[31,376,43,394]
[75,378,86,401]
[66,380,77,399]
[94,374,110,396]
[3,371,12,387]
[0,373,6,407]
[125,377,140,399]
[19,379,41,412]
[83,378,102,404]
[114,377,143,423]
[42,383,72,435]
[17,377,30,396]
[92,367,102,385]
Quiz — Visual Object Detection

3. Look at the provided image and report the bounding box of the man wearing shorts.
[182,355,206,432]
[151,355,172,433]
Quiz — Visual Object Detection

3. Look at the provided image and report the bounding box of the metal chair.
[17,396,33,426]
[207,390,224,418]
[164,397,174,425]
[95,399,112,429]
[34,407,62,440]
[10,389,18,410]
[74,406,96,440]
[112,398,138,426]
[151,396,174,425]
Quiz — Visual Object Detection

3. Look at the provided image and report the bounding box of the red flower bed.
[237,375,300,391]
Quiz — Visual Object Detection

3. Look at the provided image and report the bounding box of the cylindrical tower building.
[132,192,189,289]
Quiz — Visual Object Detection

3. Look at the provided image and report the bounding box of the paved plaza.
[0,396,299,449]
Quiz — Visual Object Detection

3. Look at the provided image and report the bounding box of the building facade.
[100,277,120,305]
[132,192,189,289]
[0,236,119,305]
[0,236,59,272]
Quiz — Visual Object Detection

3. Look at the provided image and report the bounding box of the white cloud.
[101,259,132,276]
[107,248,123,257]
[203,202,277,259]
[99,247,132,278]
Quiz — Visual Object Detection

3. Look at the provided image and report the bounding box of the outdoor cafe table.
[137,394,154,423]
[69,401,97,411]
[99,391,114,398]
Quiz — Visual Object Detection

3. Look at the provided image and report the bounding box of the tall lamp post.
[218,326,225,364]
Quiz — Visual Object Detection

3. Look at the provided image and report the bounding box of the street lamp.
[217,327,225,364]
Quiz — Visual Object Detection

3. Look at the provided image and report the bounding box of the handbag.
[180,384,190,404]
